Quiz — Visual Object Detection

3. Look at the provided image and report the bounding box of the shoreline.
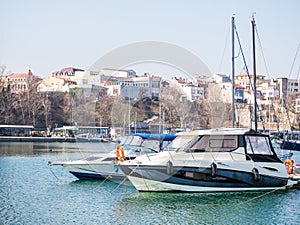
[0,136,111,143]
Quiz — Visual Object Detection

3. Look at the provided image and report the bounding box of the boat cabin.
[180,128,282,163]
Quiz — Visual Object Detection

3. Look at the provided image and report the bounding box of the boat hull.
[63,163,125,180]
[120,164,292,192]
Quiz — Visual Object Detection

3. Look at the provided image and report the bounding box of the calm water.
[0,142,300,225]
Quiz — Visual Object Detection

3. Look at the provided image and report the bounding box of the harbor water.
[0,142,300,224]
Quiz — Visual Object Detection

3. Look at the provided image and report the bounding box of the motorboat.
[270,135,293,161]
[48,133,176,180]
[120,128,297,192]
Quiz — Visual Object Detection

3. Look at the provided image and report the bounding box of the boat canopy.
[133,133,176,141]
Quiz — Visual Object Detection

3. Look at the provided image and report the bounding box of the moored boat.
[48,133,176,180]
[120,128,297,192]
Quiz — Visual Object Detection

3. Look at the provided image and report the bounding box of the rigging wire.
[288,43,300,79]
[296,63,300,81]
[254,24,270,78]
[218,24,231,73]
[254,21,272,131]
[234,23,266,131]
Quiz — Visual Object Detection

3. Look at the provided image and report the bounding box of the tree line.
[0,75,231,130]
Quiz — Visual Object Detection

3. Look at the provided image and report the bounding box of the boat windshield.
[245,135,273,155]
[123,144,158,154]
[185,135,239,152]
[171,135,197,151]
[120,136,143,146]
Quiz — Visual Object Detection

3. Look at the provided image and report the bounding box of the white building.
[195,74,231,84]
[37,76,76,92]
[103,73,161,99]
[287,78,300,95]
[296,95,300,113]
[170,77,204,102]
[259,80,280,100]
[100,68,136,78]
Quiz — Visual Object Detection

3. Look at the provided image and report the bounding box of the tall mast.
[252,16,257,132]
[231,16,235,128]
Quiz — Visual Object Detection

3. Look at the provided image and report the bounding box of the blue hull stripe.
[70,171,125,180]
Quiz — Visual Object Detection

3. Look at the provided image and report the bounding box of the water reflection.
[117,190,299,224]
[0,142,116,157]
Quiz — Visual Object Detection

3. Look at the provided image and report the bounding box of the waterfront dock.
[0,136,76,142]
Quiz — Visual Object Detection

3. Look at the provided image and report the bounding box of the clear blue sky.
[0,0,299,79]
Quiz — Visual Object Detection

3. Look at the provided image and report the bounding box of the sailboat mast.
[231,16,235,128]
[252,16,258,132]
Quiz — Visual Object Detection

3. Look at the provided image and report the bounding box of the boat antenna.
[252,14,258,132]
[231,15,235,128]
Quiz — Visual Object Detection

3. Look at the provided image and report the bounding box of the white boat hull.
[125,175,295,192]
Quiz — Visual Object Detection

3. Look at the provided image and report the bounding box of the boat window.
[189,135,238,152]
[102,157,116,161]
[245,135,273,155]
[85,156,102,161]
[141,139,160,150]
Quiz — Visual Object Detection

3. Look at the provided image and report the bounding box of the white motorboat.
[120,128,297,192]
[48,133,176,180]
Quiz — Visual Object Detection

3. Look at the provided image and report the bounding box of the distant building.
[37,76,77,92]
[170,77,204,102]
[209,82,246,104]
[296,93,300,113]
[235,74,266,90]
[287,78,299,95]
[234,84,246,103]
[259,79,280,100]
[103,73,161,100]
[7,69,41,93]
[52,67,85,77]
[195,74,231,84]
[100,68,136,78]
[273,77,286,99]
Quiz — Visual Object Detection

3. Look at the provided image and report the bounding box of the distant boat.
[271,130,300,151]
[75,133,111,142]
[48,133,176,180]
[120,128,296,192]
[270,135,293,161]
[51,126,111,142]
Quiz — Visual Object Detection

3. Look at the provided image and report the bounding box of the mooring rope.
[237,185,289,206]
[93,175,113,192]
[109,164,140,194]
[48,165,60,181]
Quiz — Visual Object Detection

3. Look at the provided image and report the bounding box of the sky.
[0,0,299,79]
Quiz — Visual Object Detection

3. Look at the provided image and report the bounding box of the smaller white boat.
[48,133,176,180]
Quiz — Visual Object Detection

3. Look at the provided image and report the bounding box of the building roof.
[102,68,135,73]
[174,77,186,84]
[61,67,84,73]
[236,74,266,78]
[52,67,85,76]
[58,77,77,84]
[9,69,34,79]
[234,84,245,89]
